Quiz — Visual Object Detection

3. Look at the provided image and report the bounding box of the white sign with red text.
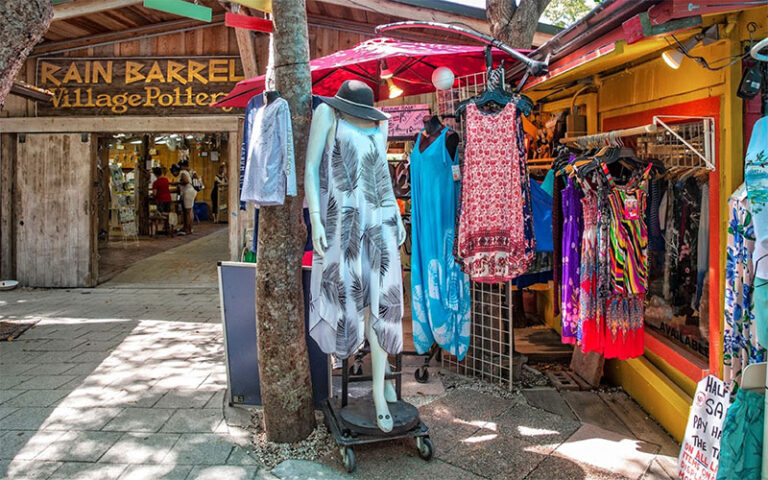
[678,375,730,480]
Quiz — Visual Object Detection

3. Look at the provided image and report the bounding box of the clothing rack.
[560,115,716,171]
[559,124,658,146]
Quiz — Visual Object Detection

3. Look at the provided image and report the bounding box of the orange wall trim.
[644,330,710,384]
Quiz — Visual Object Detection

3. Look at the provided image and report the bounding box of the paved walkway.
[102,228,227,289]
[0,229,680,480]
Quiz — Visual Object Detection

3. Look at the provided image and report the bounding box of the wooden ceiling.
[42,0,482,49]
[37,2,491,60]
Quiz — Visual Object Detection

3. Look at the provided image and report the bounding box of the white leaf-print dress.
[309,116,404,359]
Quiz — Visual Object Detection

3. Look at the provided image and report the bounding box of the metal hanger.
[756,254,768,289]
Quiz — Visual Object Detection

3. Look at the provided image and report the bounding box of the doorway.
[95,132,231,284]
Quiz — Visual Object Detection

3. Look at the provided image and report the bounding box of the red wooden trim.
[645,330,710,382]
[526,42,617,89]
[603,96,722,376]
[225,12,273,33]
[670,0,757,18]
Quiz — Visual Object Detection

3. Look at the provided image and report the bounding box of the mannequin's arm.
[305,103,335,257]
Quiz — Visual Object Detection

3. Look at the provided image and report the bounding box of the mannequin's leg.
[384,363,397,403]
[365,312,393,432]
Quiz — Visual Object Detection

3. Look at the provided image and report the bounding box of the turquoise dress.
[410,128,471,360]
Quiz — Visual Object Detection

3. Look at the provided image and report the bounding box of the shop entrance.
[95,131,231,284]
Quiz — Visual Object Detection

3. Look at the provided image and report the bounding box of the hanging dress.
[744,117,768,348]
[723,184,765,392]
[458,102,534,283]
[309,116,404,359]
[601,167,649,359]
[560,176,583,344]
[578,185,604,353]
[410,128,471,360]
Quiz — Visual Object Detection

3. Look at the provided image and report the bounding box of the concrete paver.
[186,465,261,480]
[100,432,181,464]
[549,424,658,479]
[163,433,235,465]
[101,408,177,433]
[34,430,123,462]
[0,431,66,461]
[160,409,224,433]
[116,464,193,480]
[47,462,128,480]
[0,460,63,480]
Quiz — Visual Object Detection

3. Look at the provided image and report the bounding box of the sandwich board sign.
[678,375,730,480]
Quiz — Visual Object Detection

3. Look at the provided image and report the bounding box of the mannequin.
[265,90,280,104]
[306,81,406,433]
[416,115,459,158]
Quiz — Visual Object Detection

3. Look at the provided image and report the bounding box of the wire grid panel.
[436,70,517,389]
[436,70,488,131]
[635,117,716,170]
[442,281,515,389]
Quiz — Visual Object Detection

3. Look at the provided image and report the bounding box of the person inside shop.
[211,164,227,222]
[177,160,196,235]
[152,167,172,214]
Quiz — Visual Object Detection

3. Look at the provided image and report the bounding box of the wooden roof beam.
[315,0,491,35]
[229,4,261,78]
[53,0,143,21]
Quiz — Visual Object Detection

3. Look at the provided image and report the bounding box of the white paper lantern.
[431,67,455,90]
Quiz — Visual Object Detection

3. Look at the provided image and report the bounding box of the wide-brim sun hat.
[319,79,390,122]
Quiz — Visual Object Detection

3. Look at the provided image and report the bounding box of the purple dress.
[561,176,583,344]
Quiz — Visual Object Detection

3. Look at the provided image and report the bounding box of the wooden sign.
[225,12,274,32]
[380,104,431,140]
[36,57,244,116]
[678,375,730,480]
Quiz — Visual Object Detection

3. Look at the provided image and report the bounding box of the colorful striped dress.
[601,164,650,359]
[604,165,651,295]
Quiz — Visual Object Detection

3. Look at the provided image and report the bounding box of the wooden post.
[255,0,316,443]
[136,134,150,235]
[0,133,17,279]
[228,127,242,261]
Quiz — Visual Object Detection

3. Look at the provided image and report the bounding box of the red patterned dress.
[458,102,534,283]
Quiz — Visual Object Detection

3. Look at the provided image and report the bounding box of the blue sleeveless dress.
[410,128,471,360]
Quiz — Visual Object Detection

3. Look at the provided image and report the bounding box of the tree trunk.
[0,0,52,108]
[255,0,316,443]
[487,0,551,49]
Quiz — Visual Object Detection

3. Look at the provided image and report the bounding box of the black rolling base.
[322,398,433,473]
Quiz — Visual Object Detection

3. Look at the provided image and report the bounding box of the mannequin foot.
[384,381,397,403]
[375,404,393,433]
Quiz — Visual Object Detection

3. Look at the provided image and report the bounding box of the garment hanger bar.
[559,124,658,145]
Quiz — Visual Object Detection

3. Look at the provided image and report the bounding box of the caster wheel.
[341,447,356,473]
[414,366,429,384]
[349,363,363,376]
[416,436,434,461]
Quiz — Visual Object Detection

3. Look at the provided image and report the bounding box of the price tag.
[452,164,461,182]
[623,194,640,220]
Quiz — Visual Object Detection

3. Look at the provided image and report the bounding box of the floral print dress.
[458,102,535,283]
[723,184,764,393]
[560,176,583,344]
[579,187,603,353]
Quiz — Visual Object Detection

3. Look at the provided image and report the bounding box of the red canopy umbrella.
[214,37,529,108]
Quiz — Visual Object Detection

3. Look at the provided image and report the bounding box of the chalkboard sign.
[678,375,731,480]
[381,104,431,140]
